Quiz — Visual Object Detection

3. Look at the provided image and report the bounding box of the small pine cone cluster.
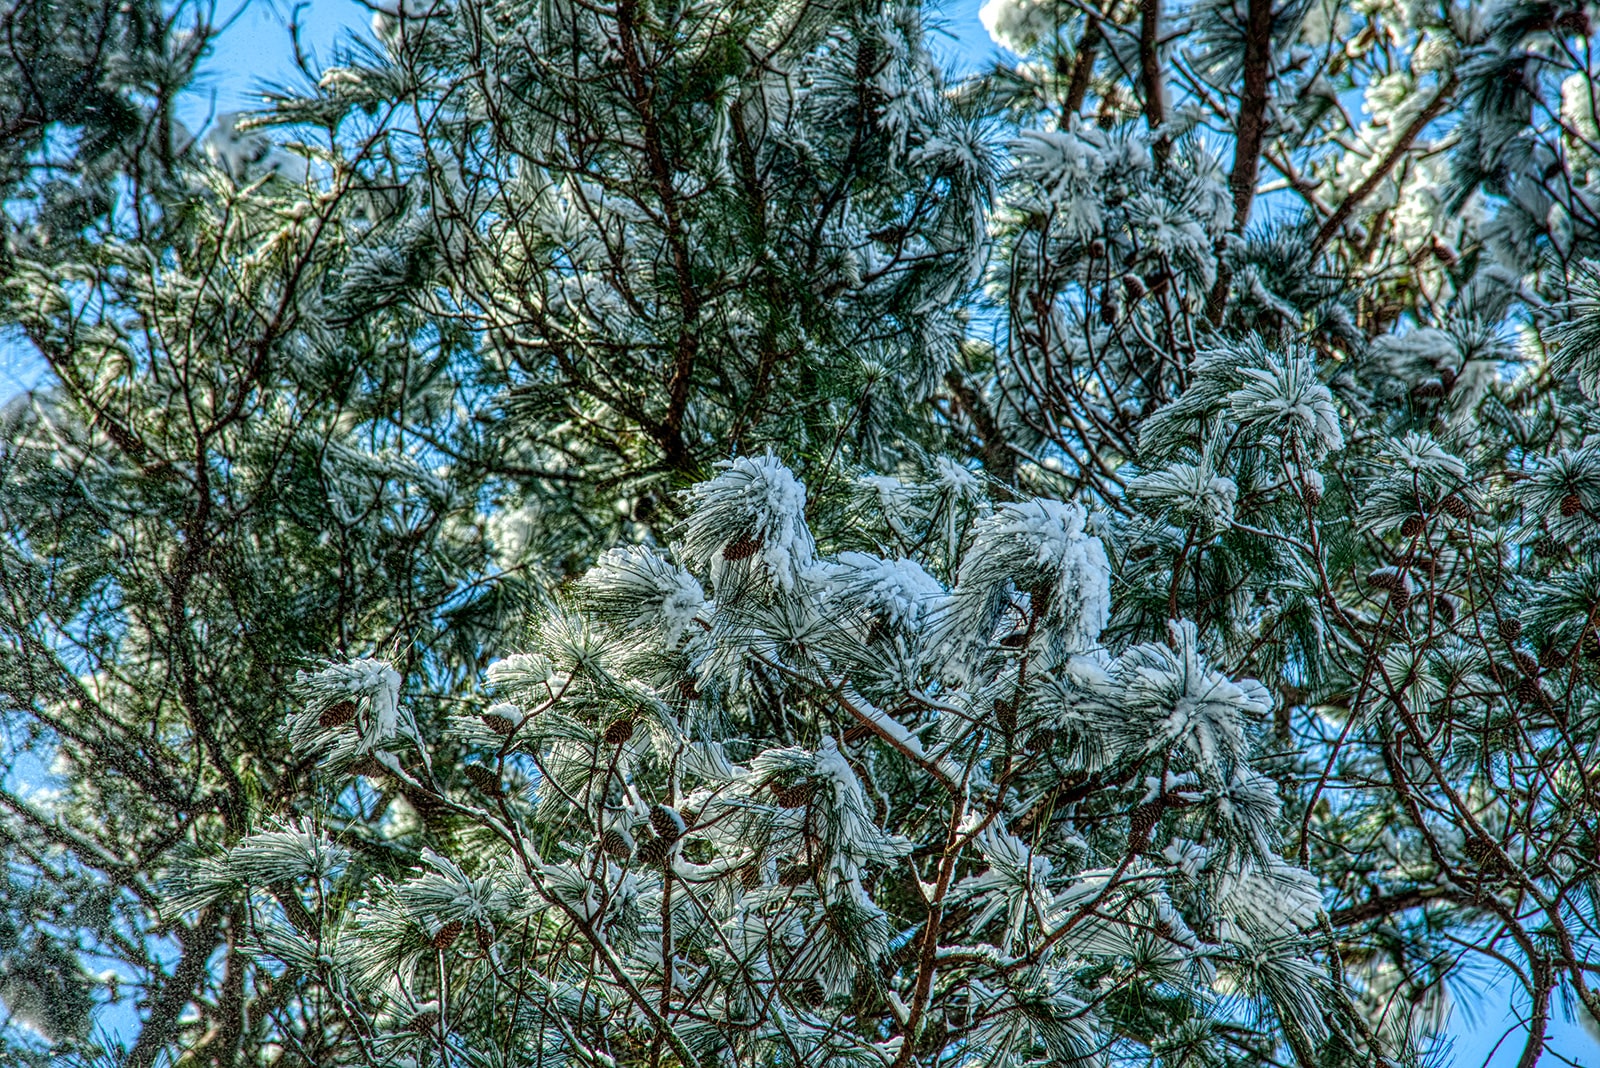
[1440,494,1471,520]
[600,829,633,862]
[603,717,635,745]
[772,780,817,808]
[722,533,764,561]
[432,920,464,949]
[463,764,505,798]
[319,700,357,729]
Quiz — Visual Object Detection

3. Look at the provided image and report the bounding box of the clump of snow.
[677,453,815,593]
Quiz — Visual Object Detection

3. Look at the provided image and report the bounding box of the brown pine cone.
[739,864,763,891]
[995,698,1017,733]
[772,781,816,809]
[603,717,635,746]
[1389,589,1411,612]
[409,1010,441,1034]
[1513,650,1540,677]
[1539,646,1569,670]
[1303,482,1323,507]
[1534,535,1562,558]
[801,977,827,1005]
[600,829,633,862]
[1497,617,1523,643]
[319,700,357,728]
[723,533,764,561]
[1561,493,1584,518]
[650,804,686,841]
[1400,514,1426,538]
[1367,569,1402,591]
[777,860,814,887]
[1516,677,1545,706]
[636,835,673,866]
[475,922,493,952]
[1440,494,1471,520]
[432,920,464,949]
[481,711,517,736]
[463,764,505,798]
[1411,379,1445,400]
[1128,800,1163,851]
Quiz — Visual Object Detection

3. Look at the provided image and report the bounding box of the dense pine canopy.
[5,0,1600,1065]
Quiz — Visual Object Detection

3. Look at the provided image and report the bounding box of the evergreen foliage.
[5,0,1600,1065]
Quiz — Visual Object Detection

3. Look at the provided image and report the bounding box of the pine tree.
[177,455,1336,1067]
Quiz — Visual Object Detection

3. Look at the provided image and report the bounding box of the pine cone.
[1400,514,1426,538]
[600,829,633,862]
[1098,289,1118,324]
[463,764,505,798]
[1389,589,1411,612]
[1585,631,1600,662]
[1025,728,1057,753]
[678,678,701,701]
[481,711,517,736]
[603,717,635,745]
[432,920,464,949]
[1463,835,1508,875]
[650,804,687,841]
[1561,493,1584,518]
[995,698,1017,733]
[1128,800,1163,851]
[1516,677,1545,706]
[636,834,673,866]
[1513,650,1540,677]
[475,922,493,952]
[802,977,827,1005]
[1121,273,1146,301]
[1433,595,1457,626]
[1303,482,1323,507]
[409,1010,441,1034]
[739,864,762,892]
[1411,379,1445,400]
[1367,569,1402,591]
[723,533,764,561]
[1440,494,1471,519]
[319,700,357,728]
[772,781,816,808]
[777,860,813,887]
[1088,239,1105,259]
[1540,646,1569,670]
[1534,535,1562,557]
[1497,617,1523,643]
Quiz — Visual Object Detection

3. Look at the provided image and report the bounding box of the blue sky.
[2,1,1596,1063]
